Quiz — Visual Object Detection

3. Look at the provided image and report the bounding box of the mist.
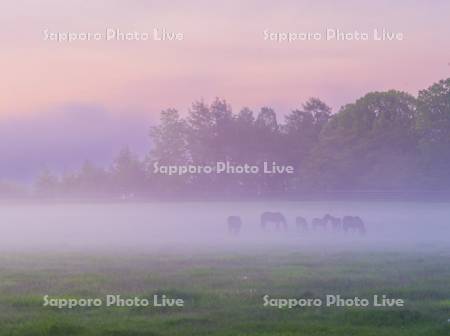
[0,104,151,182]
[1,201,449,253]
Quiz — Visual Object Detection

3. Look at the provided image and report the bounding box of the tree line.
[34,78,450,198]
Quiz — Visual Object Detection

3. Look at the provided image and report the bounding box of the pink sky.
[1,0,449,119]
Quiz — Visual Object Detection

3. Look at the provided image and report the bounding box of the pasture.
[0,249,449,335]
[0,201,449,335]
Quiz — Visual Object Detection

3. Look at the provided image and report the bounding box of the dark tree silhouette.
[31,77,450,198]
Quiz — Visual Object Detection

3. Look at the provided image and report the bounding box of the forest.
[21,77,450,198]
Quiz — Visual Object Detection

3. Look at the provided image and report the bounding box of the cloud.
[0,104,152,182]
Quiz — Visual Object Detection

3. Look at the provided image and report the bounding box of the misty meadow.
[2,1,450,335]
[1,73,449,335]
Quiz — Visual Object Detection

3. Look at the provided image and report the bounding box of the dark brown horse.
[342,216,366,235]
[323,214,342,232]
[261,212,287,231]
[312,217,326,231]
[295,216,308,232]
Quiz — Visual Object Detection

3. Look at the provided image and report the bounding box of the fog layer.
[0,201,449,252]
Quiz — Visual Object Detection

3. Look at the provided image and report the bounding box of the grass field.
[0,248,449,335]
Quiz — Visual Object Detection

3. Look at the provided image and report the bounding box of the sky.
[0,0,449,181]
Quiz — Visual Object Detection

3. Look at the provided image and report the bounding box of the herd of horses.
[227,211,366,235]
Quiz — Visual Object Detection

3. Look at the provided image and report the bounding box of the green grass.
[0,249,449,335]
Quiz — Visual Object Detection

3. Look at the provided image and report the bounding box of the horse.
[295,216,309,232]
[227,216,242,235]
[260,212,287,231]
[342,216,366,235]
[323,214,342,232]
[312,217,327,231]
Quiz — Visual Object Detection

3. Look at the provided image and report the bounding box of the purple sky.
[0,104,151,181]
[0,0,449,181]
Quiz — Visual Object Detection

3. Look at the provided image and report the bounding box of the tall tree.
[254,107,285,193]
[148,108,190,193]
[149,108,188,165]
[186,101,215,164]
[111,147,146,193]
[283,98,331,163]
[210,98,235,161]
[416,78,450,188]
[307,91,418,190]
[303,97,332,130]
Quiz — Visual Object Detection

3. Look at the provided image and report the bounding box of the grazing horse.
[323,214,342,232]
[342,216,366,235]
[295,216,309,232]
[261,212,287,231]
[312,218,327,231]
[227,216,242,235]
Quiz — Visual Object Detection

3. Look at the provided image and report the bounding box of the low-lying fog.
[0,201,449,252]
